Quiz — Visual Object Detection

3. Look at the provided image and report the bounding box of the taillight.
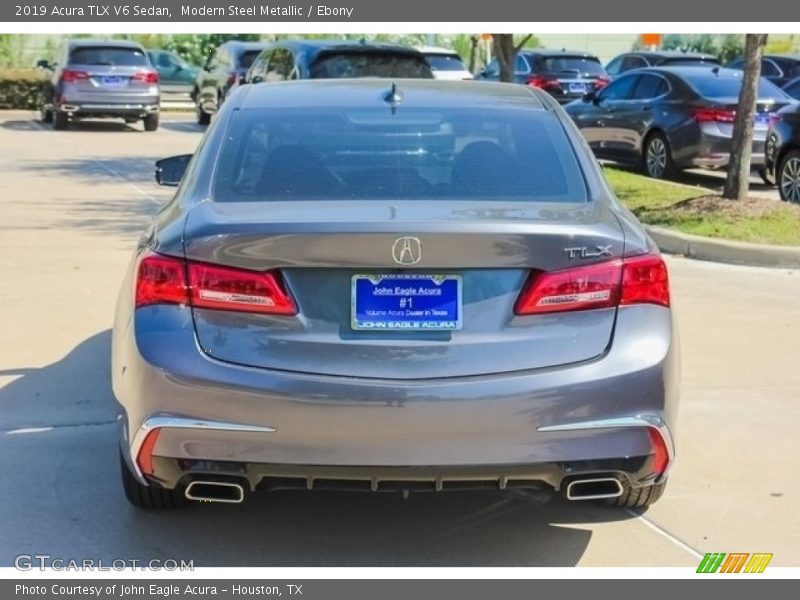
[135,253,188,308]
[132,70,159,84]
[187,262,296,315]
[135,252,296,315]
[515,254,669,315]
[691,107,736,123]
[136,427,161,477]
[768,113,781,129]
[647,427,670,477]
[594,76,611,89]
[525,75,560,90]
[226,72,238,87]
[60,69,89,83]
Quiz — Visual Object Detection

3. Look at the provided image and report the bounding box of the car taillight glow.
[187,261,296,315]
[132,70,159,84]
[594,76,611,89]
[135,252,296,315]
[525,75,560,90]
[691,107,736,123]
[60,69,90,83]
[515,253,669,315]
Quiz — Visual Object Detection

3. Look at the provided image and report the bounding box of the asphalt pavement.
[0,111,798,567]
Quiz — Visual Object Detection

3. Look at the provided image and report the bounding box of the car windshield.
[425,54,468,72]
[213,107,587,203]
[239,50,262,69]
[542,56,605,75]
[69,47,149,66]
[684,72,791,99]
[310,52,433,78]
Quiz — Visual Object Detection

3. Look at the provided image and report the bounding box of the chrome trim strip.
[565,477,624,501]
[537,415,675,480]
[129,414,276,481]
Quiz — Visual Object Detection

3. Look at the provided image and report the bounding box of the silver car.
[39,39,160,131]
[113,80,678,510]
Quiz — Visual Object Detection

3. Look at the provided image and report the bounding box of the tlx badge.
[563,245,613,259]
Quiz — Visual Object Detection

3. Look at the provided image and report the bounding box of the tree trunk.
[468,34,479,74]
[492,34,516,83]
[722,33,767,201]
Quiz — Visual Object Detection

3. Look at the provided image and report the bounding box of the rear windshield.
[69,46,149,66]
[541,56,605,75]
[684,73,791,99]
[213,107,587,203]
[238,50,262,69]
[425,53,468,72]
[310,52,433,79]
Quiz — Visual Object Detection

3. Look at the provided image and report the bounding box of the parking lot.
[0,110,798,567]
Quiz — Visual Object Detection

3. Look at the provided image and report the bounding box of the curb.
[645,226,800,269]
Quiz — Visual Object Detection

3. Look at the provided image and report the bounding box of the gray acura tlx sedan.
[113,79,678,510]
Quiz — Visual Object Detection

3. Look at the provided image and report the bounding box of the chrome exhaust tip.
[565,477,624,501]
[185,480,245,504]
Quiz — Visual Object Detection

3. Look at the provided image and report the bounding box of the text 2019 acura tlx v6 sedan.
[113,80,679,510]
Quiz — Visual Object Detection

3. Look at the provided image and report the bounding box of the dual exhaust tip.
[185,480,245,504]
[564,477,624,501]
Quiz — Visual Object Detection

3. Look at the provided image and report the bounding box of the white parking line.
[625,508,704,560]
[28,119,162,205]
[5,427,54,435]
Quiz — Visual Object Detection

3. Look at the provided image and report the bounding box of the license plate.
[101,76,127,86]
[351,274,462,331]
[569,82,586,94]
[754,113,771,126]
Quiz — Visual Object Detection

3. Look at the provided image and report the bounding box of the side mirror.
[155,154,192,187]
[251,75,263,84]
[583,90,597,103]
[36,59,52,70]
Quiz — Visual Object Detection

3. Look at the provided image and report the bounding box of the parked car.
[605,51,720,77]
[415,46,473,80]
[477,49,609,103]
[242,40,433,85]
[38,39,160,131]
[115,79,677,511]
[194,40,271,125]
[727,54,800,88]
[765,103,800,202]
[781,76,800,100]
[146,49,200,98]
[564,66,794,180]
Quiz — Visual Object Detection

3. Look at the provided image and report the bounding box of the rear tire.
[120,452,188,510]
[778,148,800,203]
[642,132,675,179]
[52,110,68,130]
[197,107,211,126]
[40,107,53,123]
[757,166,776,186]
[143,113,159,132]
[603,480,666,509]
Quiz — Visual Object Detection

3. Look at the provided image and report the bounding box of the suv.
[147,50,200,99]
[605,51,720,77]
[38,39,160,131]
[727,54,800,88]
[477,49,609,103]
[194,41,271,125]
[415,46,473,80]
[243,40,433,85]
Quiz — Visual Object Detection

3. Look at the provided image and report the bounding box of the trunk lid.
[183,200,625,379]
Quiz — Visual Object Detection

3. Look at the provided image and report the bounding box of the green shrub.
[0,68,50,110]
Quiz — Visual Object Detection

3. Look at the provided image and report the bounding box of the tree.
[491,34,534,82]
[722,34,768,201]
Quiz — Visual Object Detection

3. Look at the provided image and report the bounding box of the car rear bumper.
[57,101,159,118]
[112,302,679,491]
[679,125,767,168]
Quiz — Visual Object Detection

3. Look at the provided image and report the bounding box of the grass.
[603,167,800,246]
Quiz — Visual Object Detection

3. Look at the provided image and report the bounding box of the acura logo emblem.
[392,236,422,265]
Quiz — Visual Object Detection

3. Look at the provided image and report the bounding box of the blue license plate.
[754,113,770,126]
[569,82,586,94]
[351,274,462,331]
[102,76,127,86]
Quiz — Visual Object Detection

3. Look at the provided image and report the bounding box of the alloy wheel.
[780,156,800,203]
[646,137,668,178]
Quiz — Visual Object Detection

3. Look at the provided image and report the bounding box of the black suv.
[605,51,720,77]
[242,40,433,85]
[477,49,609,104]
[194,40,271,125]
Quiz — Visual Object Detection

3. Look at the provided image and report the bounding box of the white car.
[416,46,473,80]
